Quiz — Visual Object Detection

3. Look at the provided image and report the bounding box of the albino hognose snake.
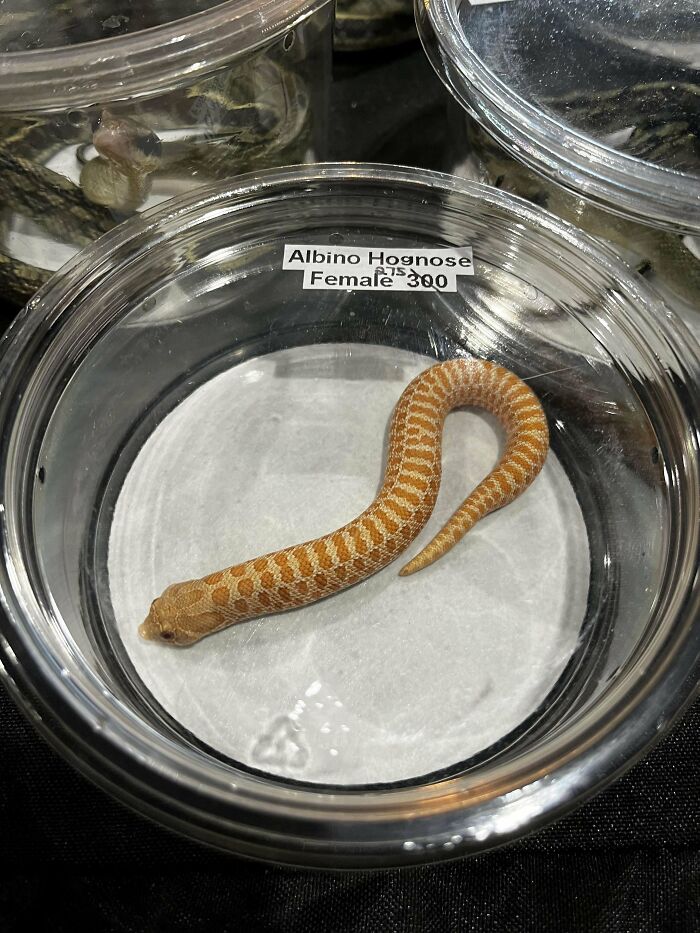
[139,358,549,646]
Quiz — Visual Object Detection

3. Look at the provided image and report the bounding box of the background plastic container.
[334,0,416,51]
[0,0,332,306]
[417,0,700,334]
[0,164,697,867]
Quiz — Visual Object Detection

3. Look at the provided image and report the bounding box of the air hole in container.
[651,447,660,464]
[37,466,46,484]
[283,30,296,52]
[67,110,85,128]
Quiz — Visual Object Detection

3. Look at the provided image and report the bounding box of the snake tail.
[139,358,549,646]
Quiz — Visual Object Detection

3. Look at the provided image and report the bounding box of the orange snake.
[139,358,549,646]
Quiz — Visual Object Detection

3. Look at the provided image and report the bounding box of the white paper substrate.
[108,344,589,785]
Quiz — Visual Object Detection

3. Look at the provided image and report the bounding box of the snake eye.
[160,630,175,641]
[134,130,162,160]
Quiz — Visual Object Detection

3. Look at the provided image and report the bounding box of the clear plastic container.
[417,0,700,332]
[0,0,332,306]
[0,164,697,867]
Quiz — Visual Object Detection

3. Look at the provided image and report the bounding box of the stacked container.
[0,0,333,305]
[417,0,700,333]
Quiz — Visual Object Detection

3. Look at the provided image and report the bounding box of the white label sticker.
[283,244,474,292]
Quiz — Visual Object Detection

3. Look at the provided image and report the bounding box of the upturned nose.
[138,604,161,641]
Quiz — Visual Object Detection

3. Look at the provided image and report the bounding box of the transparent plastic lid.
[0,0,330,111]
[419,0,700,233]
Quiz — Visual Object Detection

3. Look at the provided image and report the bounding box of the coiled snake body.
[139,358,549,646]
[0,54,310,304]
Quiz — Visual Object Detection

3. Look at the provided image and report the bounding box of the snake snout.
[139,600,178,644]
[138,602,163,642]
[139,594,201,646]
[93,110,162,173]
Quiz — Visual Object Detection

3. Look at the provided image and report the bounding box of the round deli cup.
[0,163,697,868]
[416,0,700,332]
[0,0,333,307]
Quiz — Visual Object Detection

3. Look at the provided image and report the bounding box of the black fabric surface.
[0,45,698,933]
[1,680,698,930]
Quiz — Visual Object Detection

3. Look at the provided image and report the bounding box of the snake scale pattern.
[139,358,549,646]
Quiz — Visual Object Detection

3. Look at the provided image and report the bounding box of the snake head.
[139,596,189,647]
[138,581,224,647]
[138,583,199,647]
[92,109,162,174]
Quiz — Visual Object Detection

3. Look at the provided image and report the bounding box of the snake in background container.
[334,0,417,51]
